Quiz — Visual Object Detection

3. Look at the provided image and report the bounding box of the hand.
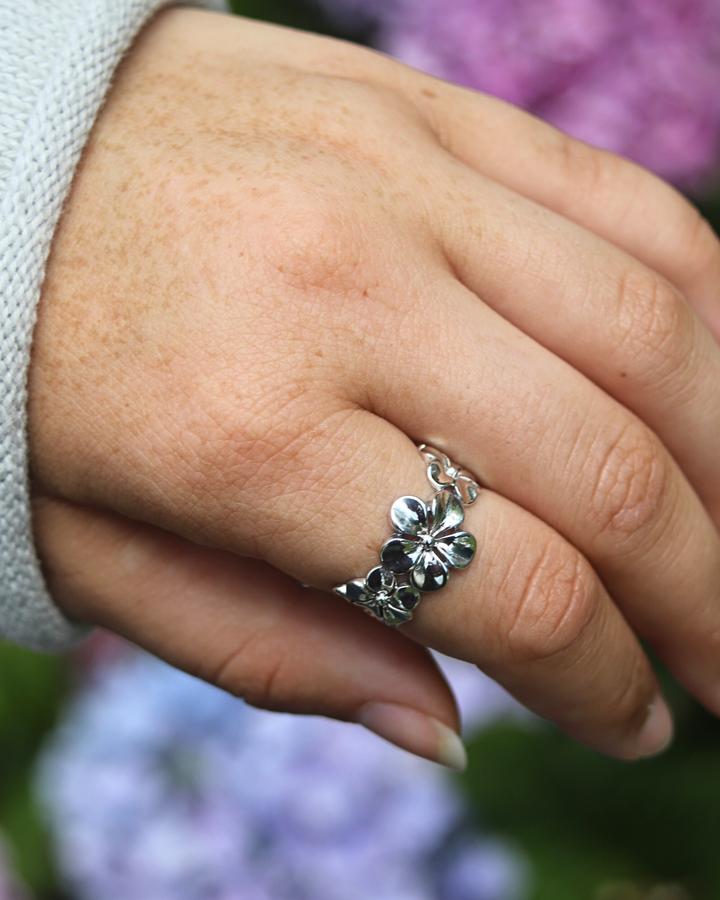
[28,9,720,766]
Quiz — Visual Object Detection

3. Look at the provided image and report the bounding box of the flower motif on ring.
[380,491,477,592]
[334,567,421,626]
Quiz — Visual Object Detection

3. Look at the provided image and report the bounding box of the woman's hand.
[29,9,720,766]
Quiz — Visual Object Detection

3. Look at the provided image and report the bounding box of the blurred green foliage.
[0,643,70,899]
[698,191,720,238]
[227,0,374,41]
[461,661,720,900]
[228,0,333,32]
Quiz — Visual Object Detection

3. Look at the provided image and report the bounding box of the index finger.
[407,78,720,340]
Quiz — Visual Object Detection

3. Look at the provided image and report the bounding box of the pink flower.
[320,0,720,189]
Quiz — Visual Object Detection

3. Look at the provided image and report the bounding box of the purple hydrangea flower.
[437,837,530,900]
[319,0,720,188]
[36,653,528,900]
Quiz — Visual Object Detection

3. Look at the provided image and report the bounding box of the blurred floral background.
[3,1,720,899]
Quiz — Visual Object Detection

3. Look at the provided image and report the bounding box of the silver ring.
[334,445,480,626]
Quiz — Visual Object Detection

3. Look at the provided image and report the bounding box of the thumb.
[33,496,466,770]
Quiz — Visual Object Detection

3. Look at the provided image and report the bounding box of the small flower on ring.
[334,567,420,626]
[380,491,477,592]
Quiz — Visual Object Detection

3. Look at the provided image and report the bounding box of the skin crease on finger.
[29,7,717,762]
[32,496,468,771]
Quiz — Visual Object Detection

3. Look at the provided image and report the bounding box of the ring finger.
[41,382,671,760]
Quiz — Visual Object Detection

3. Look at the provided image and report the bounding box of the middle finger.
[433,159,720,526]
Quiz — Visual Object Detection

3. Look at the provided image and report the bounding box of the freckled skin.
[27,9,720,762]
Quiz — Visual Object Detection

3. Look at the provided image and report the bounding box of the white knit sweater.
[0,0,226,651]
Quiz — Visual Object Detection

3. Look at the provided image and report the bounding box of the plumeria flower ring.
[335,566,421,626]
[381,490,477,592]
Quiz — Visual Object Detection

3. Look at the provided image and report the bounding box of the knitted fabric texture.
[0,0,226,652]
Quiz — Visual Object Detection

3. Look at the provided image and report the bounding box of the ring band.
[334,445,481,626]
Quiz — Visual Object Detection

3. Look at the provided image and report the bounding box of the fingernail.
[636,696,674,758]
[356,702,467,771]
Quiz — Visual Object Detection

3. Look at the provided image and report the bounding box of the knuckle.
[505,540,599,665]
[250,178,405,341]
[321,78,434,153]
[257,187,370,299]
[589,421,671,544]
[615,267,693,381]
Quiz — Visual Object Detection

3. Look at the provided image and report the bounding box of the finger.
[430,158,720,524]
[401,488,673,761]
[32,495,467,770]
[357,273,720,717]
[407,79,720,340]
[35,380,672,758]
[52,404,676,759]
